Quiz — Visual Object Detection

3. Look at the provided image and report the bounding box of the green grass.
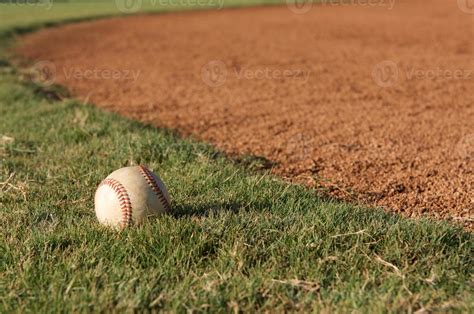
[1,2,473,312]
[0,0,284,34]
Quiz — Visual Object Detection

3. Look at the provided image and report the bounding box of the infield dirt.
[16,0,473,226]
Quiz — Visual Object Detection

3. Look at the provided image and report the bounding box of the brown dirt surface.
[16,0,474,227]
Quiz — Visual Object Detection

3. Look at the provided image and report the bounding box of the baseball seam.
[139,165,171,212]
[98,178,132,228]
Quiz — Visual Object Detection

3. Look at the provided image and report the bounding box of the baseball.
[94,166,171,228]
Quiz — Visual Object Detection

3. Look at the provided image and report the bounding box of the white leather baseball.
[94,166,170,228]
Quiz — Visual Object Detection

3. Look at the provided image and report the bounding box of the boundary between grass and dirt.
[1,3,472,312]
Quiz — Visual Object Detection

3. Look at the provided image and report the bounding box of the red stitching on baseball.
[139,165,171,212]
[98,178,132,227]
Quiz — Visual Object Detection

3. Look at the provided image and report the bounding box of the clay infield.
[16,0,473,226]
